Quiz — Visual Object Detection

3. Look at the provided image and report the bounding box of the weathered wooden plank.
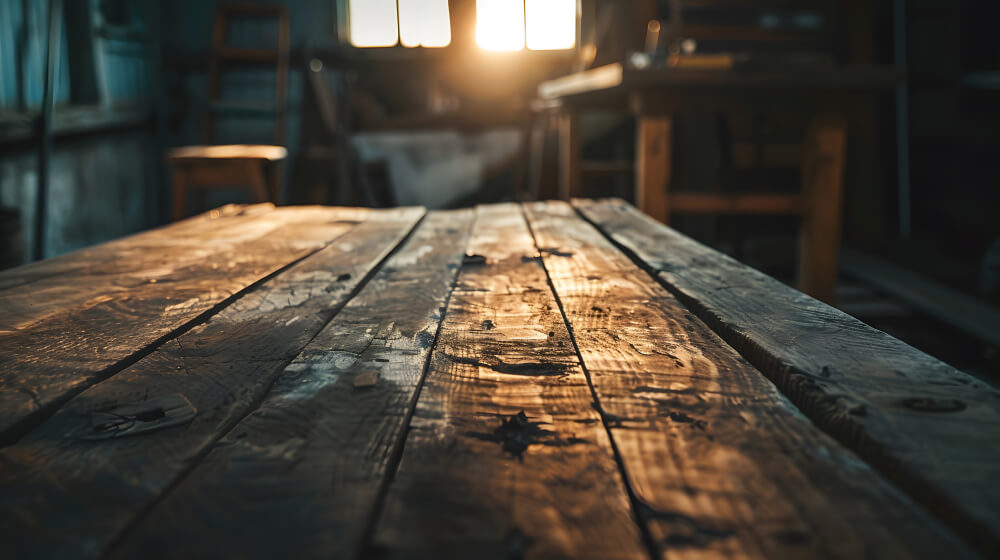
[0,205,368,444]
[0,203,277,302]
[0,204,352,336]
[372,204,646,559]
[0,207,424,558]
[109,209,475,559]
[574,198,1000,554]
[525,201,974,559]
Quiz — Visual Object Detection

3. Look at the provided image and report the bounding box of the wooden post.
[558,111,581,201]
[798,114,847,304]
[172,168,189,221]
[635,115,672,224]
[33,0,62,261]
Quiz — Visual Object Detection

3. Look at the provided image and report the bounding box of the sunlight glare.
[476,0,526,51]
[349,0,398,47]
[399,0,452,47]
[526,0,576,50]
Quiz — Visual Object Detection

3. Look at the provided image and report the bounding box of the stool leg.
[798,114,847,304]
[267,162,282,204]
[248,162,272,203]
[172,168,189,221]
[558,111,581,201]
[636,116,673,224]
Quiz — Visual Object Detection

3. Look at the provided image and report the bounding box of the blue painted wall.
[0,0,71,111]
[0,0,343,264]
[159,0,339,201]
[0,0,158,263]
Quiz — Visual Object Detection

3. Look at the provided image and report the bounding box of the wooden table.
[538,62,900,303]
[0,201,997,559]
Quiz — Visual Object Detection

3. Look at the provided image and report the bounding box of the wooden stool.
[168,145,287,221]
[168,4,289,220]
[538,62,900,304]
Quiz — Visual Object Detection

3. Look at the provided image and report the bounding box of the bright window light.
[399,0,451,47]
[476,0,526,51]
[526,0,576,50]
[349,0,398,47]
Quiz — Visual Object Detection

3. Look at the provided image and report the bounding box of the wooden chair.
[168,4,289,221]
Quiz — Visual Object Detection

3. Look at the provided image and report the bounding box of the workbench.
[0,201,997,559]
[537,62,900,303]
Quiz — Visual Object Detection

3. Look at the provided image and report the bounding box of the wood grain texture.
[372,203,646,560]
[0,207,424,558]
[525,201,974,559]
[636,116,673,224]
[0,204,275,312]
[798,114,847,304]
[574,198,1000,554]
[0,205,365,444]
[110,210,475,560]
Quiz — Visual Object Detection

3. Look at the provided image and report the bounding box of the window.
[347,0,451,48]
[346,0,576,51]
[524,0,576,50]
[399,0,452,47]
[477,0,576,51]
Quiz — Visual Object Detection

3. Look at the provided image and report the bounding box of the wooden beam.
[575,198,1000,555]
[798,114,847,304]
[538,63,624,100]
[558,111,582,201]
[669,193,803,214]
[840,249,1000,349]
[581,161,634,175]
[635,116,673,224]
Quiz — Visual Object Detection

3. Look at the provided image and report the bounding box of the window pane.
[476,0,525,51]
[349,0,398,47]
[399,0,451,47]
[526,0,576,50]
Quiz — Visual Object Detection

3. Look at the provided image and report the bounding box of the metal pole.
[33,0,62,261]
[894,0,911,239]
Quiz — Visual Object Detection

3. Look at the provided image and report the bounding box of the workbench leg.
[172,168,189,222]
[636,116,673,224]
[526,116,547,200]
[558,111,581,201]
[798,114,847,304]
